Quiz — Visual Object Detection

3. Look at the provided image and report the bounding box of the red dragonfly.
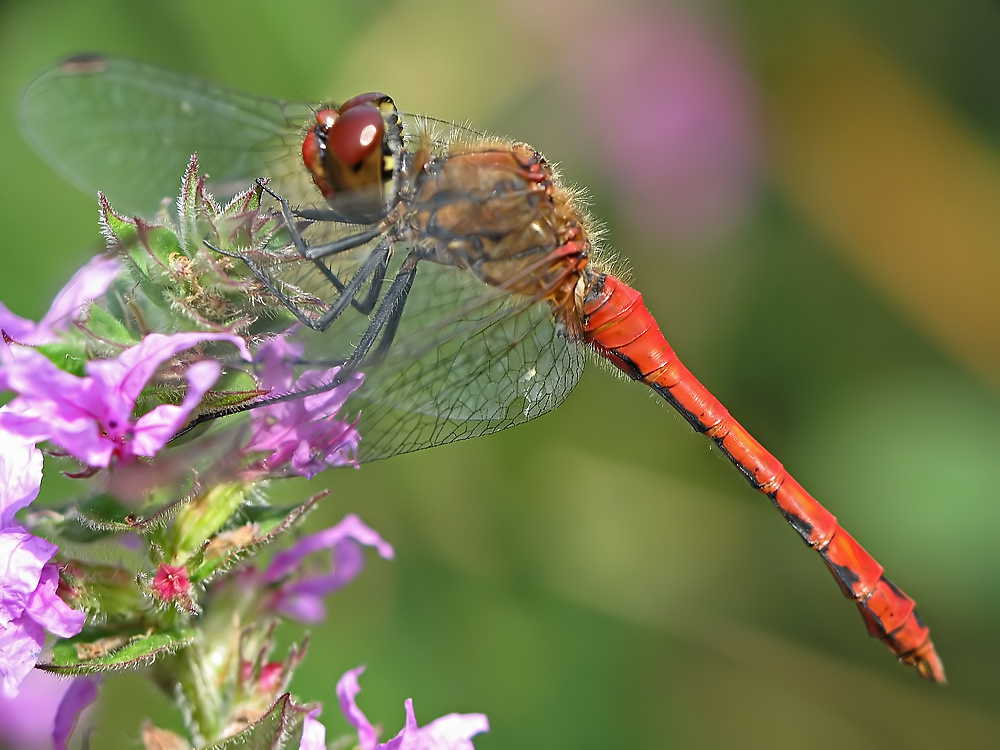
[20,55,944,682]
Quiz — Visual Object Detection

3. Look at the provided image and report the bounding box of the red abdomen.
[581,272,945,682]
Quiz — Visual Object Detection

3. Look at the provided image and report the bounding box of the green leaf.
[72,493,143,534]
[42,625,197,673]
[204,694,314,750]
[68,480,195,541]
[27,495,137,545]
[82,304,141,346]
[30,341,89,378]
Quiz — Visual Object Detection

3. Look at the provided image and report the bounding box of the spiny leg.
[173,250,422,439]
[344,251,420,368]
[256,180,387,314]
[259,180,387,261]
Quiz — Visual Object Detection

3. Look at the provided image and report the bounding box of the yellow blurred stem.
[765,20,1000,387]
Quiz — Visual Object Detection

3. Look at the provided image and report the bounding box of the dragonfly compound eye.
[301,108,338,199]
[302,93,398,223]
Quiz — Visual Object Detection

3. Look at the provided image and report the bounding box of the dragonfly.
[20,55,945,683]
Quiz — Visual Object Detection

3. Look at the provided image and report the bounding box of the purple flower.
[246,335,364,478]
[52,676,100,750]
[534,2,759,244]
[264,514,394,623]
[0,429,86,699]
[0,253,120,345]
[0,671,98,749]
[299,708,326,750]
[0,528,86,698]
[0,423,43,528]
[0,331,250,468]
[335,666,489,750]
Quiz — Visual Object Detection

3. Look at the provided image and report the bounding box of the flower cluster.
[0,161,488,749]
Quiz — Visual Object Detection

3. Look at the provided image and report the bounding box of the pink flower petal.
[25,565,85,638]
[418,710,490,749]
[0,528,56,626]
[299,709,326,750]
[52,676,100,750]
[0,527,84,698]
[1,332,250,467]
[130,359,222,456]
[0,427,43,527]
[40,254,122,340]
[0,253,120,345]
[335,668,489,750]
[337,666,379,750]
[265,515,394,621]
[0,611,44,699]
[247,336,363,478]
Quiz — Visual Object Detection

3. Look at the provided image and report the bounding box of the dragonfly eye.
[301,109,338,198]
[301,93,398,223]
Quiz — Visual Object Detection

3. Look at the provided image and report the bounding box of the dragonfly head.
[302,92,402,224]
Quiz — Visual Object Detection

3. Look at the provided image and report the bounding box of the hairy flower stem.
[172,641,226,745]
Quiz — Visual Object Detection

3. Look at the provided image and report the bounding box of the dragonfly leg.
[258,180,384,261]
[171,251,421,440]
[344,251,420,368]
[206,239,325,329]
[257,181,391,315]
[309,239,392,331]
[205,236,391,331]
[292,206,358,223]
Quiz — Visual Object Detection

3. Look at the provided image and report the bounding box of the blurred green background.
[2,0,999,747]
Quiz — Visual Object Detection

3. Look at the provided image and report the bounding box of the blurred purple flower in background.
[264,514,394,623]
[513,0,759,245]
[299,708,326,750]
[576,6,758,243]
[52,675,100,750]
[0,672,98,750]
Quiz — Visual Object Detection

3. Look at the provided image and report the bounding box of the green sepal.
[30,341,90,378]
[98,192,139,246]
[203,693,314,750]
[58,558,147,621]
[80,303,141,347]
[72,490,190,537]
[171,482,252,560]
[188,493,323,585]
[41,625,197,672]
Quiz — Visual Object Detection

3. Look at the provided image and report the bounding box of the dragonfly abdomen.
[580,272,946,682]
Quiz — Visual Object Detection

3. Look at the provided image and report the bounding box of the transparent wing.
[21,56,587,461]
[19,55,313,216]
[288,257,586,462]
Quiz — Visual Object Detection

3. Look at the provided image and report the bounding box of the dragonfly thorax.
[405,142,592,334]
